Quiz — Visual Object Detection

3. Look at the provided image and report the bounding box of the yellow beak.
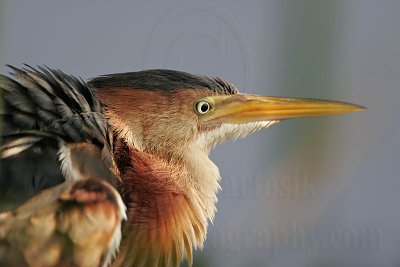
[200,94,366,124]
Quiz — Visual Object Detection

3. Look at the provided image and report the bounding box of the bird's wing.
[0,66,126,266]
[0,65,119,211]
[0,178,126,267]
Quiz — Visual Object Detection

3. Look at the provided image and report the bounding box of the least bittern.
[0,66,364,266]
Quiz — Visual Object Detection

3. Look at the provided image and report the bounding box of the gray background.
[1,1,399,266]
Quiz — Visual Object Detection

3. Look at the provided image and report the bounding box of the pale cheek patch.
[197,120,279,150]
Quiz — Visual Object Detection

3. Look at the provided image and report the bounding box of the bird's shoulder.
[0,66,118,211]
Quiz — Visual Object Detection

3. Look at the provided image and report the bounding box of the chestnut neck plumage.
[108,115,220,267]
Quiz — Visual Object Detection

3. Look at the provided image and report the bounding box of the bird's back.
[0,65,117,211]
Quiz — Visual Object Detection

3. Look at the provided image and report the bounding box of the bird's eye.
[195,101,211,115]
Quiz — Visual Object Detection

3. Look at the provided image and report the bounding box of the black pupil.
[200,103,209,113]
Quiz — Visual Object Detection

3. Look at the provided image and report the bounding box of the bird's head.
[89,69,364,266]
[90,69,363,157]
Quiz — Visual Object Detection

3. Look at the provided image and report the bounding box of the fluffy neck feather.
[112,137,218,267]
[109,112,278,266]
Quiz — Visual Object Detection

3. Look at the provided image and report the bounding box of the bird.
[0,65,365,267]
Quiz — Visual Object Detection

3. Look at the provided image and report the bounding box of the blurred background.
[0,1,399,266]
